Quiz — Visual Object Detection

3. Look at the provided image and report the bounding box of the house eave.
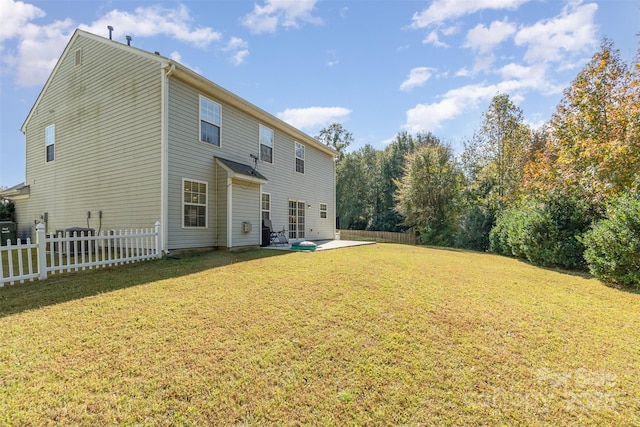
[0,183,30,200]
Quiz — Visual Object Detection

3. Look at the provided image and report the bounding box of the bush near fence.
[339,229,417,245]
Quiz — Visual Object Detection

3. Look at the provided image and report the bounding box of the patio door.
[288,200,305,239]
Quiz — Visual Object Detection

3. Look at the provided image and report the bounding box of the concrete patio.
[262,239,375,251]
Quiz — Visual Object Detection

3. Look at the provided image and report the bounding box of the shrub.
[455,205,495,251]
[582,193,640,288]
[490,196,591,269]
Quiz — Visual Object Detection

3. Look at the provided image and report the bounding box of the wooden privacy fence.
[0,221,163,287]
[339,229,417,245]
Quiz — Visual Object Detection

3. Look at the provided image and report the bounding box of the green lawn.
[1,244,638,426]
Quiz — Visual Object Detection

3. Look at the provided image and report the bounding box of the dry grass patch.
[1,245,639,425]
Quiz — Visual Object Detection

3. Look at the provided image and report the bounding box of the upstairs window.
[45,125,55,162]
[183,179,207,228]
[259,124,273,163]
[295,142,305,174]
[200,96,221,146]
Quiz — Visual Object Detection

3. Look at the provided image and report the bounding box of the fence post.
[36,223,48,280]
[155,221,163,259]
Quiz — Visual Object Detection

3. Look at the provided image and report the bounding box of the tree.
[523,39,640,208]
[458,94,531,249]
[463,93,531,211]
[395,142,463,246]
[316,123,353,161]
[336,145,380,229]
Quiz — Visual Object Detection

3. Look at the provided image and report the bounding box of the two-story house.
[2,29,337,251]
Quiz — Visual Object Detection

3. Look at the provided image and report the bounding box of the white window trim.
[261,192,271,221]
[295,141,305,174]
[45,124,55,163]
[199,95,222,148]
[182,178,208,229]
[259,124,274,164]
[320,203,328,219]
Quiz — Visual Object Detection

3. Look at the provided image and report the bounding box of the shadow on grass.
[0,248,290,318]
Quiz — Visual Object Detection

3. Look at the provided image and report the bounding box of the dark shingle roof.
[216,157,267,181]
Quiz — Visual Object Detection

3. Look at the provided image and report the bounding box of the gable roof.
[21,29,167,133]
[22,29,339,159]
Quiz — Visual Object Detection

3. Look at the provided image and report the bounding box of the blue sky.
[0,0,638,187]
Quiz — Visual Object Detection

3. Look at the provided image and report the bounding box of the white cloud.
[464,20,516,53]
[277,106,351,131]
[514,1,598,64]
[402,71,556,132]
[0,0,44,43]
[12,20,75,86]
[223,37,249,66]
[455,68,471,77]
[0,2,223,87]
[422,31,448,48]
[411,0,530,29]
[242,0,322,34]
[79,5,221,47]
[400,67,434,92]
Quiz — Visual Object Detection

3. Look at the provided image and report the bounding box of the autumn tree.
[523,39,640,208]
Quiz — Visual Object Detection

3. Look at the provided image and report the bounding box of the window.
[183,179,207,228]
[200,96,221,146]
[259,124,273,163]
[75,48,82,66]
[320,203,327,219]
[45,125,55,162]
[261,193,271,221]
[295,142,305,174]
[288,200,305,239]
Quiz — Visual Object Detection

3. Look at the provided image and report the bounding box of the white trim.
[182,178,208,229]
[261,192,271,220]
[227,177,233,247]
[319,202,328,219]
[259,185,264,246]
[199,95,221,147]
[45,124,55,163]
[259,124,274,164]
[295,141,305,174]
[160,67,170,253]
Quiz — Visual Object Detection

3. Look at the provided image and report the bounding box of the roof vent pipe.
[107,25,113,40]
[126,35,132,46]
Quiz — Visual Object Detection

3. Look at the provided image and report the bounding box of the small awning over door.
[215,157,268,184]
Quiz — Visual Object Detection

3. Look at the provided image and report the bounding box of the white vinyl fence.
[1,221,162,287]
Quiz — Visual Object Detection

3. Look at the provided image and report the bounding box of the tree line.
[317,40,639,288]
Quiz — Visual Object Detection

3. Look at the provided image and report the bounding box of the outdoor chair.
[263,219,288,246]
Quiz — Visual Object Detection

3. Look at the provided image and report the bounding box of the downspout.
[227,178,233,248]
[160,64,175,253]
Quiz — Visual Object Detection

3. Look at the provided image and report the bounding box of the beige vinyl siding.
[215,164,228,247]
[20,34,162,238]
[261,132,336,241]
[166,74,335,248]
[167,79,266,248]
[167,80,217,249]
[231,182,260,247]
